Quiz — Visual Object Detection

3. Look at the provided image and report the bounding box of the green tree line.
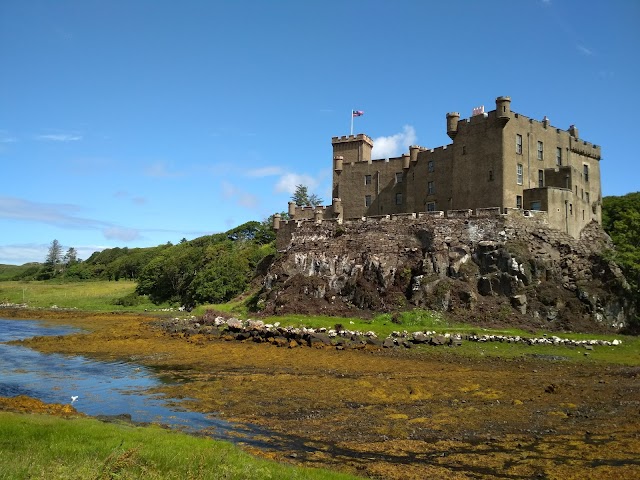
[5,220,275,307]
[602,192,640,300]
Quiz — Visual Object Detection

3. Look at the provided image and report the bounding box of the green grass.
[0,412,360,480]
[0,280,166,312]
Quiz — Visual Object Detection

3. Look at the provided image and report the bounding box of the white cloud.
[371,125,417,159]
[275,173,318,194]
[113,190,147,205]
[102,227,141,242]
[36,134,82,142]
[0,195,143,243]
[246,166,284,177]
[144,161,183,178]
[577,44,593,56]
[0,195,102,229]
[221,181,259,209]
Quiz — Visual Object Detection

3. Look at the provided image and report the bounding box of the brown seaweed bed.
[3,308,640,479]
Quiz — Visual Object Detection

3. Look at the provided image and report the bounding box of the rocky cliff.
[258,212,635,333]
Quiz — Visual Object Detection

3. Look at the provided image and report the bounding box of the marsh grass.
[0,412,359,480]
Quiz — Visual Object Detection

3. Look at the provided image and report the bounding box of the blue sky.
[1,0,638,265]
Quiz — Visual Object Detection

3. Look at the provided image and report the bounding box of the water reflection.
[0,317,260,441]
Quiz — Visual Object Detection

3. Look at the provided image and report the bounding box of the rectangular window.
[538,169,544,188]
[537,141,543,160]
[364,174,371,185]
[489,170,493,181]
[583,164,589,182]
[427,181,435,195]
[517,163,523,185]
[530,201,541,211]
[585,192,590,203]
[516,134,523,154]
[556,147,562,165]
[395,192,403,205]
[427,202,436,212]
[428,160,434,172]
[395,172,403,183]
[365,195,372,207]
[516,195,523,209]
[569,203,573,215]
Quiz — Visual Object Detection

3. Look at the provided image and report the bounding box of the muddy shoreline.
[2,308,639,479]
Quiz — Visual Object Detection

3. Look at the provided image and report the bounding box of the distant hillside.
[0,263,41,281]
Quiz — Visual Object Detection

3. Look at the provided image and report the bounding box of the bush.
[112,292,146,307]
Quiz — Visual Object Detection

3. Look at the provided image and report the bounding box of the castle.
[274,96,602,240]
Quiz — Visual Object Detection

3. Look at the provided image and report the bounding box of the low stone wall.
[155,315,621,352]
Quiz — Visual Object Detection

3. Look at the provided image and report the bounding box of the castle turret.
[496,96,511,124]
[446,112,460,140]
[569,125,579,138]
[409,145,420,163]
[288,201,296,218]
[331,134,373,163]
[272,213,281,230]
[333,155,343,172]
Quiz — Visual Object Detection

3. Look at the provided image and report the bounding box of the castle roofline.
[331,134,374,147]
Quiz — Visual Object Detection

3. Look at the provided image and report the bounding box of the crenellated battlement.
[331,134,374,146]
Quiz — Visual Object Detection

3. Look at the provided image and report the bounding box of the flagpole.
[350,110,353,135]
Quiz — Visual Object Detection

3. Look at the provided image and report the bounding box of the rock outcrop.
[258,213,635,333]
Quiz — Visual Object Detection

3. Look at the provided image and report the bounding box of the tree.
[291,184,323,207]
[45,240,63,271]
[63,247,78,266]
[602,192,640,331]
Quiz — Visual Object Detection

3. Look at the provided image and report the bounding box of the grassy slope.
[0,280,162,311]
[0,412,358,480]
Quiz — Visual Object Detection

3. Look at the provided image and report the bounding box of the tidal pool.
[0,317,262,442]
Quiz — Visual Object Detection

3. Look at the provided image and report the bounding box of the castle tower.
[331,134,373,163]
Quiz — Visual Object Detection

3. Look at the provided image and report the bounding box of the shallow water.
[0,317,261,441]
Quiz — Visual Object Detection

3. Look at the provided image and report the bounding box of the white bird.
[71,396,78,404]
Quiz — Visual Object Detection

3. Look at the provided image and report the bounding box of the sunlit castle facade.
[275,96,602,239]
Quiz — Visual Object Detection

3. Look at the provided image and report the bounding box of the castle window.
[570,203,573,215]
[556,147,562,165]
[537,141,543,160]
[428,160,434,172]
[517,163,523,185]
[395,172,403,184]
[583,164,589,182]
[586,192,590,203]
[538,170,544,188]
[428,181,435,195]
[516,134,523,154]
[364,174,372,185]
[516,195,523,209]
[427,202,436,212]
[395,192,403,205]
[489,170,493,181]
[365,195,372,207]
